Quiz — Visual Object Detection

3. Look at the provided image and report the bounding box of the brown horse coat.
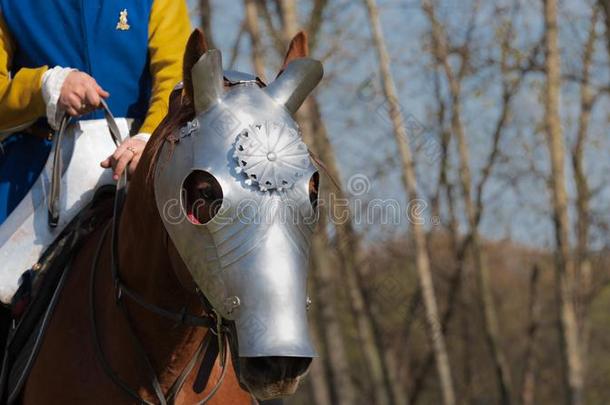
[21,28,311,405]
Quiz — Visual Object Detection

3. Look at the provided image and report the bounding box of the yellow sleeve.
[0,13,47,132]
[140,0,191,134]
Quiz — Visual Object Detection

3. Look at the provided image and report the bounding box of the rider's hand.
[100,138,147,180]
[59,71,109,117]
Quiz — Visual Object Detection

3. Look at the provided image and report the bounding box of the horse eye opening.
[182,170,223,225]
[309,172,319,211]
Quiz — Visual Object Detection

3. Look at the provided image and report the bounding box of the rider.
[0,0,191,224]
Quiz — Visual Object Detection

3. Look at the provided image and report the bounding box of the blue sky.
[186,0,610,250]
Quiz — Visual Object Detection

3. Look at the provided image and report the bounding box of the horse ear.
[277,31,309,78]
[183,29,209,106]
[265,32,321,115]
[265,31,320,114]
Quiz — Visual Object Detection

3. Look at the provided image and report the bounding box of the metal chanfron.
[155,65,322,358]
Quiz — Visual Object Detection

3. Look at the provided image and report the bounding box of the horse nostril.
[288,357,312,378]
[241,356,312,381]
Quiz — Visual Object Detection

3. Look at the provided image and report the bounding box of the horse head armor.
[154,49,323,358]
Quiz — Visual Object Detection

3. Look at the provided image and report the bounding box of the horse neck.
[111,151,208,385]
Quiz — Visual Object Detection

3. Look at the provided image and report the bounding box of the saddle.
[0,104,132,305]
[0,185,115,404]
[0,102,126,403]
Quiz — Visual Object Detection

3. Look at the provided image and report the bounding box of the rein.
[53,102,228,404]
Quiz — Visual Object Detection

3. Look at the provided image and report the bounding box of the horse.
[18,28,322,404]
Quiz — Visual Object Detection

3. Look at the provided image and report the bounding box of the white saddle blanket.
[0,119,131,304]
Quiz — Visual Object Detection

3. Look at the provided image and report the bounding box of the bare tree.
[521,265,542,405]
[254,1,388,403]
[362,1,456,404]
[543,0,585,403]
[306,99,394,405]
[409,23,538,404]
[199,0,216,49]
[421,2,514,403]
[309,213,357,405]
[572,8,600,371]
[276,0,299,41]
[244,0,266,80]
[256,0,285,52]
[278,2,396,404]
[599,0,610,56]
[307,258,337,405]
[305,0,328,53]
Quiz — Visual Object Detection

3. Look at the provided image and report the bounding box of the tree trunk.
[572,8,598,374]
[383,345,408,405]
[461,301,473,405]
[198,0,216,49]
[599,0,610,57]
[307,335,333,405]
[302,97,393,405]
[276,0,299,41]
[543,0,584,403]
[309,214,357,405]
[308,257,338,405]
[521,265,542,405]
[255,2,358,402]
[264,2,394,403]
[362,1,456,404]
[244,0,266,80]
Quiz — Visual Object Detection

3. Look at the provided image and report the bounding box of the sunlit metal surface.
[155,59,323,357]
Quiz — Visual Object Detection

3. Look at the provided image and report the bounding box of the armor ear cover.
[265,58,323,114]
[192,50,224,114]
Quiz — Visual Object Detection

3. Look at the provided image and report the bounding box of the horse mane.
[142,29,208,190]
[143,87,195,189]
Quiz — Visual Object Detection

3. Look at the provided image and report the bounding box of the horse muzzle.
[238,356,312,400]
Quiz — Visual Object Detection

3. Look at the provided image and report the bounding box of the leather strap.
[117,283,214,328]
[47,117,69,227]
[3,254,76,404]
[117,294,168,405]
[167,336,207,402]
[85,102,227,404]
[89,223,148,404]
[48,100,123,228]
[90,224,219,405]
[193,333,219,394]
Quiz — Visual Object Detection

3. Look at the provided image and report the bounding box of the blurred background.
[189,0,610,404]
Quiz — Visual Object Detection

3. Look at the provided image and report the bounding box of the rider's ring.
[80,103,87,110]
[126,146,137,155]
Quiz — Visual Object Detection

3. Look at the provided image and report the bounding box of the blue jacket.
[0,0,154,121]
[0,0,191,224]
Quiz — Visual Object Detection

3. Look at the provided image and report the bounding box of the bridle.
[89,223,228,405]
[53,102,231,405]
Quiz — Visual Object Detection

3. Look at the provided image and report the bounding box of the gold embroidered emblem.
[116,9,130,30]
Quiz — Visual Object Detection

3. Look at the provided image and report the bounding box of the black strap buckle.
[114,281,123,303]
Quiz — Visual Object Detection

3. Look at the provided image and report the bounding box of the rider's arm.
[0,13,47,133]
[138,0,191,136]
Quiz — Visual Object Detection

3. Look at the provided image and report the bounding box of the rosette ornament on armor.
[234,122,310,192]
[154,47,324,358]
